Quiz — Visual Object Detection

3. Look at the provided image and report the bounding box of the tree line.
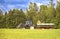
[0,2,60,28]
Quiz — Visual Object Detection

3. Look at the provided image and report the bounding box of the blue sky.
[0,0,56,13]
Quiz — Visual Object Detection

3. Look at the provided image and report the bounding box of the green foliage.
[45,6,56,23]
[38,5,47,22]
[0,9,26,28]
[55,3,60,28]
[26,2,38,25]
[0,2,60,28]
[0,9,4,28]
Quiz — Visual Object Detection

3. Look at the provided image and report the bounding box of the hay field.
[0,29,60,39]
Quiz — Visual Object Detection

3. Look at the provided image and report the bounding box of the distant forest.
[0,2,60,28]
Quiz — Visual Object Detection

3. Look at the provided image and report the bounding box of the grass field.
[0,29,60,39]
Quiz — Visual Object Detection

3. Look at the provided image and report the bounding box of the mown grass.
[0,29,60,39]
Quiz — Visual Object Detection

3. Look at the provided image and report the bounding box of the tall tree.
[0,9,3,28]
[45,5,56,23]
[6,9,26,28]
[55,3,60,28]
[26,2,38,25]
[38,5,47,23]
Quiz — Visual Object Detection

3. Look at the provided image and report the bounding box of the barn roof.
[37,23,55,25]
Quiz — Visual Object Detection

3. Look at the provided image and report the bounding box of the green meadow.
[0,29,60,39]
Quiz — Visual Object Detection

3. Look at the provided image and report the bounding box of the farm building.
[17,20,55,29]
[36,23,55,29]
[36,20,55,29]
[17,20,34,29]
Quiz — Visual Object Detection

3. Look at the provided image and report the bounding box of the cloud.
[2,4,28,12]
[36,3,44,7]
[57,0,60,2]
[0,0,30,12]
[0,0,57,13]
[36,3,44,11]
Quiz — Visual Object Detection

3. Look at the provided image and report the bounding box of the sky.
[0,0,56,13]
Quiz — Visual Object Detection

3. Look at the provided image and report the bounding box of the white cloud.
[30,0,34,2]
[36,3,44,7]
[36,3,44,11]
[57,0,60,2]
